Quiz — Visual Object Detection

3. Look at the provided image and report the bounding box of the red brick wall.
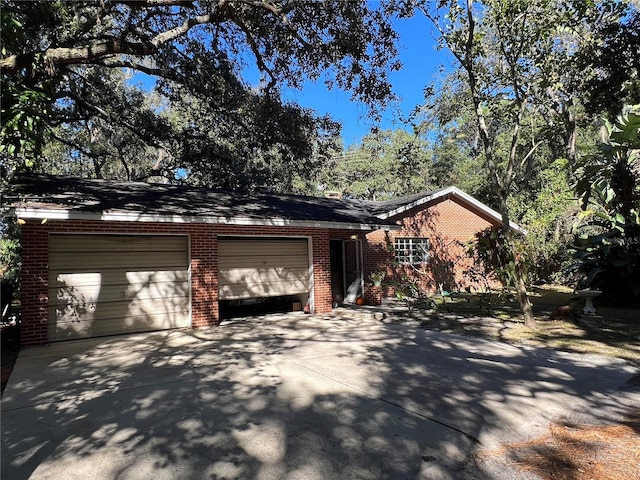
[311,230,332,312]
[19,219,334,346]
[363,196,501,303]
[20,224,49,346]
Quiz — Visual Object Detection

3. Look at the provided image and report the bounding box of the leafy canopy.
[572,110,640,304]
[0,0,404,187]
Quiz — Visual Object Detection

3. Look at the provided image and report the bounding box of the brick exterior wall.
[19,219,335,346]
[362,196,501,304]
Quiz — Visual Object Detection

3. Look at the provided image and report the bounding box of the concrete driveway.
[2,313,638,480]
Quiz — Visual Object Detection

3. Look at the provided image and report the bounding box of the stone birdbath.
[576,289,602,316]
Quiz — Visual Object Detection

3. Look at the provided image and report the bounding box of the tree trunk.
[515,271,536,327]
[0,41,154,75]
[432,0,536,327]
[500,195,536,327]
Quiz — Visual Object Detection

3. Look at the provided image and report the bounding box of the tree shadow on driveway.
[1,314,638,480]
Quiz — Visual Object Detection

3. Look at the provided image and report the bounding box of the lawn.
[411,284,640,364]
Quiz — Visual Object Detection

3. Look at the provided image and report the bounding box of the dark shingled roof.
[5,173,398,230]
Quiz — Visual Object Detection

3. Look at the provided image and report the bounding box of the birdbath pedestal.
[576,289,601,316]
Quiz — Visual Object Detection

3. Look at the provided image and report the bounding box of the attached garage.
[9,173,399,346]
[48,234,190,341]
[218,237,311,302]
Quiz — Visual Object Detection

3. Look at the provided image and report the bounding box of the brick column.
[312,230,332,313]
[189,229,219,328]
[20,223,50,346]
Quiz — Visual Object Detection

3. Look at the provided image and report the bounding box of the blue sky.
[132,14,451,147]
[282,14,452,146]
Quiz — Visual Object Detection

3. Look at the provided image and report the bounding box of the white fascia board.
[378,186,457,220]
[377,186,527,235]
[451,188,528,235]
[14,207,401,232]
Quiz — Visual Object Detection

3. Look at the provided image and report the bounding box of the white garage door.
[48,234,190,341]
[218,237,310,300]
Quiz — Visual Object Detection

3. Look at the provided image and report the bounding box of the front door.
[343,239,363,303]
[330,240,345,304]
[330,239,364,305]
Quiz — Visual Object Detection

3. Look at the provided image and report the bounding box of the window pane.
[394,238,429,265]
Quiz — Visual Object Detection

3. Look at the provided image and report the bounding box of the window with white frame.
[394,237,430,265]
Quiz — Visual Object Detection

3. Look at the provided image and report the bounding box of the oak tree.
[1,0,403,186]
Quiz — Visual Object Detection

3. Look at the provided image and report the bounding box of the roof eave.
[376,186,527,235]
[376,187,456,220]
[13,207,401,232]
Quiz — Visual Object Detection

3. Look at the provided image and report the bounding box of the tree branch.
[1,1,217,75]
[1,0,303,80]
[1,40,154,75]
[230,14,276,91]
[63,90,169,151]
[50,130,107,160]
[115,0,195,8]
[150,11,219,47]
[238,0,312,50]
[519,138,544,170]
[116,149,132,181]
[237,0,296,16]
[97,59,165,77]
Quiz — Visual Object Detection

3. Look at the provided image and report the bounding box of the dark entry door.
[343,239,363,303]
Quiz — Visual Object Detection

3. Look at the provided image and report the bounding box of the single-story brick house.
[6,174,522,346]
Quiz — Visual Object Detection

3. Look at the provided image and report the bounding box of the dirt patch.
[414,313,640,363]
[479,410,640,480]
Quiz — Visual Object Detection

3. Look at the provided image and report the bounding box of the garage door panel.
[218,240,308,257]
[125,270,190,284]
[218,256,309,269]
[50,270,189,289]
[50,252,188,271]
[48,234,190,341]
[219,280,309,300]
[49,281,189,308]
[49,235,188,253]
[51,295,190,320]
[50,308,191,340]
[218,237,310,301]
[218,267,309,285]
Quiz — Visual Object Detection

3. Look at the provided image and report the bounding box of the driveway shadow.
[2,314,638,479]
